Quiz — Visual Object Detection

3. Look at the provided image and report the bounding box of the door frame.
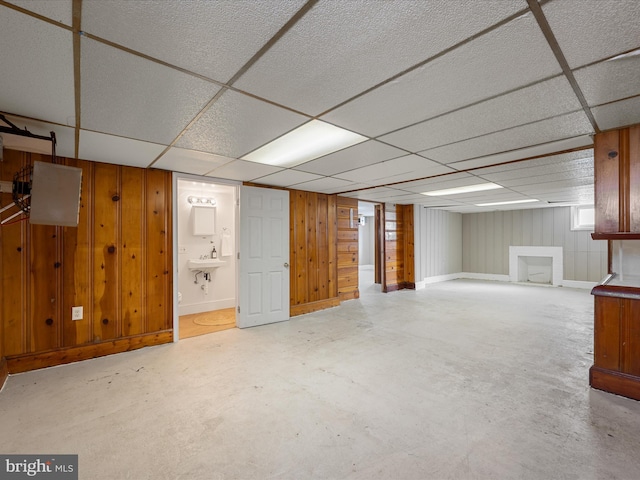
[171,172,240,342]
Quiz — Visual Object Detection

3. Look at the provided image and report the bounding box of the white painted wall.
[177,180,236,315]
[358,216,375,266]
[462,206,606,283]
[414,207,463,286]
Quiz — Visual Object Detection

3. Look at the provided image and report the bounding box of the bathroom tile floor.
[1,279,640,479]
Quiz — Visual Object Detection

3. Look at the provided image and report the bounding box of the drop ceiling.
[1,0,639,213]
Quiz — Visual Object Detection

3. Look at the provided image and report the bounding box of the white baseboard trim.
[459,272,510,282]
[561,280,597,289]
[178,298,235,316]
[417,272,596,290]
[416,272,509,288]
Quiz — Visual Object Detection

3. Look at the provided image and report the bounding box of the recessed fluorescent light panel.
[421,183,503,196]
[476,199,539,207]
[241,120,367,168]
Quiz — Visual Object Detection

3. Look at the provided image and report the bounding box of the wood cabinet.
[593,125,640,238]
[590,285,640,401]
[591,123,640,400]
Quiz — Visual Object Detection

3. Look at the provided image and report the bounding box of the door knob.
[284,262,289,268]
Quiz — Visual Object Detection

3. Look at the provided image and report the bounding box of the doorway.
[358,201,383,295]
[173,175,238,340]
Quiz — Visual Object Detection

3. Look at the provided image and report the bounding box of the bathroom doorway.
[173,175,239,340]
[358,201,383,295]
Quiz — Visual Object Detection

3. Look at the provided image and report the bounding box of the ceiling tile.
[81,37,220,145]
[152,147,235,176]
[476,157,593,183]
[398,173,477,193]
[322,12,562,137]
[2,114,76,159]
[543,0,640,68]
[574,56,640,107]
[379,75,581,152]
[591,96,640,131]
[235,0,525,115]
[424,112,594,166]
[290,176,356,193]
[294,140,405,176]
[490,168,593,188]
[205,160,283,182]
[0,9,74,125]
[335,155,454,184]
[513,176,594,194]
[175,90,308,158]
[448,136,594,171]
[82,0,306,83]
[78,131,165,167]
[6,0,72,26]
[345,187,399,199]
[253,170,322,188]
[472,149,593,175]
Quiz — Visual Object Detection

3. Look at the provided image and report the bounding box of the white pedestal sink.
[187,258,225,273]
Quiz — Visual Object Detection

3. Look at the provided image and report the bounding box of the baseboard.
[590,365,640,401]
[459,272,510,282]
[6,331,173,374]
[0,357,8,392]
[384,282,415,292]
[291,297,341,317]
[562,280,598,289]
[417,273,597,290]
[338,290,360,301]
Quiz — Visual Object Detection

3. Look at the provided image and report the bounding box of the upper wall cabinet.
[593,125,640,239]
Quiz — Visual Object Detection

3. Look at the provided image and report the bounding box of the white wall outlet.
[178,245,187,254]
[71,306,83,321]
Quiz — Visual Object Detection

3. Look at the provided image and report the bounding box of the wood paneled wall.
[384,204,415,291]
[337,196,359,301]
[289,189,339,316]
[0,150,173,374]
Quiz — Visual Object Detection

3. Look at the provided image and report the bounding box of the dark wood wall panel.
[145,169,172,333]
[337,196,358,301]
[30,222,60,352]
[628,125,640,232]
[289,189,338,315]
[0,150,173,373]
[384,204,415,291]
[401,204,415,286]
[121,167,145,337]
[384,206,403,291]
[1,150,29,357]
[93,163,120,341]
[62,159,93,347]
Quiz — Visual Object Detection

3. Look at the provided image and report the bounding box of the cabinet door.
[594,296,620,370]
[594,130,620,234]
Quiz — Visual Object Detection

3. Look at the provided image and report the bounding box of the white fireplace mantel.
[509,246,563,286]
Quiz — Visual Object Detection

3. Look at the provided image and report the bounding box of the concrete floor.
[1,279,640,479]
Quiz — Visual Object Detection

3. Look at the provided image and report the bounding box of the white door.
[237,185,290,328]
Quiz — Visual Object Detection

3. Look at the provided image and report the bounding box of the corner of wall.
[0,357,8,392]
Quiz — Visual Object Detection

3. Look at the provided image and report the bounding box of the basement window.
[571,205,595,231]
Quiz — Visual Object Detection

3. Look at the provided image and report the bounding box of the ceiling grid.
[1,0,639,212]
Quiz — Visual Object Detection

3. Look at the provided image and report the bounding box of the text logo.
[0,455,77,480]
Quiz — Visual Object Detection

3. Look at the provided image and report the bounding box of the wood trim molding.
[590,365,640,401]
[385,281,415,293]
[338,290,359,302]
[6,331,173,374]
[0,357,8,391]
[291,297,341,317]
